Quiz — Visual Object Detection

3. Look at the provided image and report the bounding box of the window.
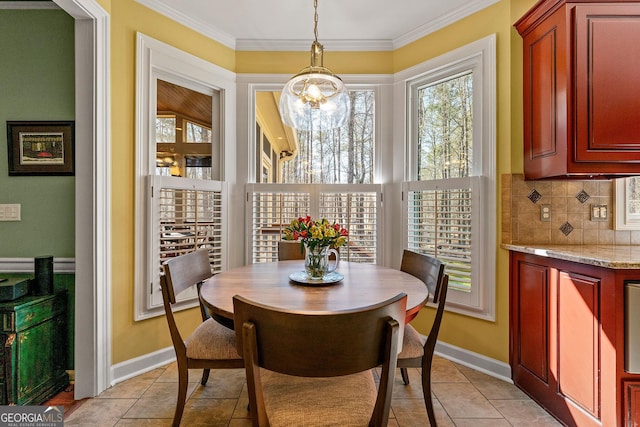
[249,87,381,263]
[134,33,235,320]
[248,184,381,264]
[281,90,375,184]
[254,90,375,185]
[403,34,496,320]
[615,177,640,230]
[149,176,226,308]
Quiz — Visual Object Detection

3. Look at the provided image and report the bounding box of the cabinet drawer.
[1,296,64,332]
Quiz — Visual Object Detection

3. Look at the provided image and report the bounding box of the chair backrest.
[160,249,212,355]
[277,240,305,260]
[400,249,445,303]
[233,293,407,425]
[162,249,212,304]
[234,293,406,376]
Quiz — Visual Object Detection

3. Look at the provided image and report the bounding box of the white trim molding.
[614,177,640,230]
[111,346,176,386]
[108,338,513,389]
[135,0,499,52]
[435,340,512,383]
[54,0,112,400]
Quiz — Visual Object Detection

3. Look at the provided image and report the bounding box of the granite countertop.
[502,244,640,269]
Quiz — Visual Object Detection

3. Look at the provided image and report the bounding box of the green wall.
[0,10,75,258]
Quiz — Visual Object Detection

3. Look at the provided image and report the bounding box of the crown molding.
[137,0,499,52]
[235,38,394,52]
[392,0,500,49]
[135,0,236,49]
[0,1,59,9]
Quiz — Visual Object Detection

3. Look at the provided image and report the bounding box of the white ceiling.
[136,0,499,51]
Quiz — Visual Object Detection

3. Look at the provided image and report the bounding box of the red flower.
[340,228,348,236]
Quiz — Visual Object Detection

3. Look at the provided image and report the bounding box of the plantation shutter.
[250,188,311,263]
[404,177,480,292]
[248,184,382,264]
[319,192,378,263]
[149,175,227,308]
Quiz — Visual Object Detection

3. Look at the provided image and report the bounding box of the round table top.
[199,260,429,322]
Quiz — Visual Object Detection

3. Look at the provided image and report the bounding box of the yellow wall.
[236,50,394,74]
[109,1,235,363]
[393,0,512,363]
[109,0,538,365]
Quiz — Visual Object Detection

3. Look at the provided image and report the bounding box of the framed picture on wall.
[6,121,75,176]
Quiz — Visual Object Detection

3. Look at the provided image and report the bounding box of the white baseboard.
[110,346,176,386]
[435,340,512,383]
[0,257,75,273]
[109,339,512,391]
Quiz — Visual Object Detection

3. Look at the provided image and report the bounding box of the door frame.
[54,0,111,399]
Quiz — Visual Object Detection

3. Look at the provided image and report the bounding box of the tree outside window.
[280,90,374,184]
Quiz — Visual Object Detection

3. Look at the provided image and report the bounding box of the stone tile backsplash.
[502,174,640,245]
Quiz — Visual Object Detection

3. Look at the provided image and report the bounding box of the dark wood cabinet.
[0,291,69,405]
[515,0,640,179]
[510,252,621,426]
[556,270,600,419]
[625,381,640,426]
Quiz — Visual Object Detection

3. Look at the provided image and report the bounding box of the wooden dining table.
[199,260,429,324]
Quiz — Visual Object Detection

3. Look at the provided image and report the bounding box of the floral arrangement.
[283,215,348,251]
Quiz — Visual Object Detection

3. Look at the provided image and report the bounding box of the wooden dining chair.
[233,292,407,427]
[397,249,449,427]
[160,249,244,427]
[277,240,305,260]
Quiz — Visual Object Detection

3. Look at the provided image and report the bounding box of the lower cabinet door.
[515,260,549,382]
[556,270,600,419]
[625,381,640,426]
[15,313,68,405]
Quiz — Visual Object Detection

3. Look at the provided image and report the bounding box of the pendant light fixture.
[279,0,350,130]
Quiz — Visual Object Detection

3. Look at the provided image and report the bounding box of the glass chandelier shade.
[279,1,350,130]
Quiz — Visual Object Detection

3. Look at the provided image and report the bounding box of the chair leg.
[400,367,410,385]
[200,368,210,386]
[423,376,436,426]
[421,357,437,426]
[173,363,189,427]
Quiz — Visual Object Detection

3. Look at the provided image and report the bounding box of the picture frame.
[6,121,75,176]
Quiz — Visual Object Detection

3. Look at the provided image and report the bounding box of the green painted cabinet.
[0,291,68,405]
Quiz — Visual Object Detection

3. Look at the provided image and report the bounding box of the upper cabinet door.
[574,4,640,162]
[516,0,640,179]
[520,5,570,179]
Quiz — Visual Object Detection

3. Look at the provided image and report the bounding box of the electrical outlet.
[540,204,551,222]
[0,204,21,221]
[590,204,608,221]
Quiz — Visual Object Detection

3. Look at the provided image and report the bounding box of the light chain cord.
[313,0,319,42]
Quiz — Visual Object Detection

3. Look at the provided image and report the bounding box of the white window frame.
[134,33,235,320]
[239,76,394,265]
[400,34,496,321]
[615,177,640,230]
[238,79,391,185]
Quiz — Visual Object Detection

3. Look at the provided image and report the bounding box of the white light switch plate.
[590,204,608,222]
[0,204,21,221]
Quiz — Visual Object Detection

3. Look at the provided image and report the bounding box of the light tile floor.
[65,356,562,426]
